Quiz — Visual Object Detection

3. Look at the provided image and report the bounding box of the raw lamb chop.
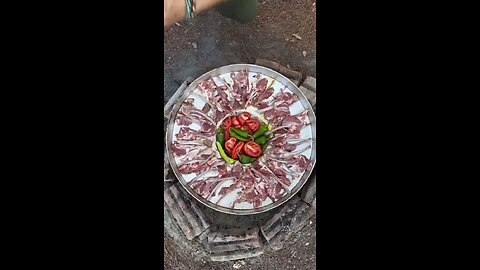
[170,69,314,210]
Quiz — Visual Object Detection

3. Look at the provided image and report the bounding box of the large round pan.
[166,64,316,215]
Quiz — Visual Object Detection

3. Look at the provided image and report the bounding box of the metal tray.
[166,64,316,215]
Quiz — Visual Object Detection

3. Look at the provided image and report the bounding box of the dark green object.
[239,154,257,164]
[216,0,258,24]
[230,131,249,141]
[262,142,268,152]
[254,135,268,145]
[216,142,236,164]
[216,128,225,146]
[230,127,250,141]
[252,123,268,138]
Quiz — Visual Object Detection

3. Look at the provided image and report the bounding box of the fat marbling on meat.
[170,69,313,210]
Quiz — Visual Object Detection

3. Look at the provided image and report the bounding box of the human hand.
[164,0,227,30]
[164,0,186,30]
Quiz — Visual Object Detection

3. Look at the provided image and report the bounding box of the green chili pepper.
[252,123,268,138]
[254,135,268,145]
[239,154,257,164]
[230,127,251,142]
[230,132,249,141]
[230,127,250,138]
[216,142,236,164]
[262,142,269,152]
[216,129,225,145]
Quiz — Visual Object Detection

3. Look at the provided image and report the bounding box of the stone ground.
[164,1,317,269]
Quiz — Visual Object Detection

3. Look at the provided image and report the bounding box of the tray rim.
[166,64,317,215]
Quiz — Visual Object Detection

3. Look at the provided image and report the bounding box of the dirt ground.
[164,0,317,104]
[163,1,317,268]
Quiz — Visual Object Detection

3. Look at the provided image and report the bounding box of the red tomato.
[245,119,260,133]
[221,117,231,130]
[231,141,245,160]
[231,116,240,127]
[243,141,262,157]
[224,130,230,141]
[239,145,245,155]
[225,137,237,153]
[237,112,251,125]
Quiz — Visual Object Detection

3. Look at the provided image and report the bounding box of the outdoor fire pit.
[164,60,317,262]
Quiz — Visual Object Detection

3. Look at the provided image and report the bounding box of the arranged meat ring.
[167,65,315,213]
